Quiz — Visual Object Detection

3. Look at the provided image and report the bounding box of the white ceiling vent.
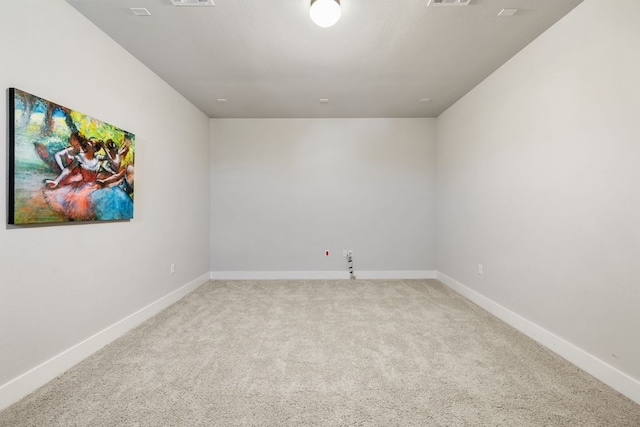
[170,0,214,7]
[130,8,151,16]
[428,0,471,6]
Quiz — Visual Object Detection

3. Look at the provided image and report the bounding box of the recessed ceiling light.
[216,98,227,103]
[498,8,518,16]
[420,98,431,103]
[319,98,329,103]
[130,8,151,16]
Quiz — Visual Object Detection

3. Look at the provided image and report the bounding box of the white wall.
[0,0,210,398]
[211,119,436,276]
[436,0,640,390]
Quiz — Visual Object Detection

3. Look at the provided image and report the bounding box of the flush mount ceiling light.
[310,0,341,28]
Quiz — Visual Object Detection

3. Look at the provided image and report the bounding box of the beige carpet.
[1,279,639,426]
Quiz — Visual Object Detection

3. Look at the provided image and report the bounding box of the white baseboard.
[210,270,436,280]
[0,272,210,412]
[357,270,436,279]
[436,271,640,405]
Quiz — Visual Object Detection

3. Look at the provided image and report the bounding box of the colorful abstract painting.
[8,88,135,225]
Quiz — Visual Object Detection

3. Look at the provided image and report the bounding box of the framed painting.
[8,88,135,225]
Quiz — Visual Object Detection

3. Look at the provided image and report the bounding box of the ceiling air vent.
[170,0,215,7]
[427,0,471,6]
[130,8,151,16]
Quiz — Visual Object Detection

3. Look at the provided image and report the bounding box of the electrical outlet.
[170,263,176,274]
[477,264,483,275]
[348,250,353,257]
[325,250,330,257]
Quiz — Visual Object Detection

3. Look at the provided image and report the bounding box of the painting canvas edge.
[8,87,16,225]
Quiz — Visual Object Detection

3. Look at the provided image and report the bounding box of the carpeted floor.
[1,279,639,426]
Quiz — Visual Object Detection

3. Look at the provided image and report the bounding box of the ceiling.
[65,0,583,119]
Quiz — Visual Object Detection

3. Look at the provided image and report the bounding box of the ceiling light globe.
[310,0,341,28]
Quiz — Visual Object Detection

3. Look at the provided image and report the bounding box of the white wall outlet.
[348,250,353,256]
[477,264,483,275]
[170,263,176,274]
[324,250,330,257]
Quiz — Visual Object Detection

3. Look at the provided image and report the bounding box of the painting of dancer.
[8,88,135,225]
